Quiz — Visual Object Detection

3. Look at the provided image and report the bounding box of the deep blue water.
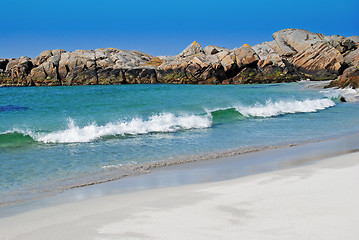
[1,83,359,205]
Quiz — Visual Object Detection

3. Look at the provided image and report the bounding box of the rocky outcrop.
[1,57,33,86]
[328,66,359,89]
[290,41,345,80]
[0,29,358,88]
[272,29,324,55]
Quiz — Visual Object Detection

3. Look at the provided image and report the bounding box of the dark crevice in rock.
[94,51,99,85]
[42,66,48,78]
[56,54,62,85]
[122,70,128,84]
[65,65,70,75]
[55,65,62,85]
[338,62,349,76]
[0,59,9,72]
[153,69,158,84]
[225,65,240,79]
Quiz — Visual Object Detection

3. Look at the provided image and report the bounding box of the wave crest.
[37,114,211,143]
[235,98,335,117]
[1,98,336,145]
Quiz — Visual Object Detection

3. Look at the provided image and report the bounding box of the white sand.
[1,152,359,240]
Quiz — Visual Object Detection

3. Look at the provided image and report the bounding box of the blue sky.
[1,0,358,58]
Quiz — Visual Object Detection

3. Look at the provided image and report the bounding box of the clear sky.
[1,0,358,58]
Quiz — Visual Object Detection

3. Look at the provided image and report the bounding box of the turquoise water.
[1,83,359,205]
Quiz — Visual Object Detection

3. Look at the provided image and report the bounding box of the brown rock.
[257,59,273,68]
[328,66,359,88]
[97,68,125,85]
[290,41,345,79]
[124,67,157,84]
[234,44,260,68]
[220,54,236,72]
[2,57,33,86]
[59,50,97,85]
[344,48,359,65]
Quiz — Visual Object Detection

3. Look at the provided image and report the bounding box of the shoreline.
[2,81,358,208]
[1,132,359,217]
[1,142,359,239]
[1,130,358,209]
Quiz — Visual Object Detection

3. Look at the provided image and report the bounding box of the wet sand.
[0,134,359,239]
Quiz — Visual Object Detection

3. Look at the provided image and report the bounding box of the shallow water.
[1,82,359,205]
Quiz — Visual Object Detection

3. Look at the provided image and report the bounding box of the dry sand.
[0,151,359,240]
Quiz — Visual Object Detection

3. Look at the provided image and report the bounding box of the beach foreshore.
[0,134,359,239]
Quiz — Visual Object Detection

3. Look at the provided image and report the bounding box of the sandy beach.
[1,147,358,240]
[1,1,358,239]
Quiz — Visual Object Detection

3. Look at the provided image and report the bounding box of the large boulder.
[328,66,359,88]
[216,51,237,75]
[1,57,33,86]
[252,41,286,68]
[155,44,227,84]
[95,48,151,69]
[178,41,204,58]
[234,44,260,68]
[94,48,152,84]
[344,48,359,65]
[157,51,226,84]
[28,50,65,86]
[324,35,357,54]
[290,41,345,80]
[252,41,303,82]
[203,45,231,55]
[272,28,324,56]
[269,29,358,81]
[58,50,98,85]
[24,48,153,86]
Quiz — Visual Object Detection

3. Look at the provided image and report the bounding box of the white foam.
[321,87,359,102]
[36,114,211,143]
[235,98,335,117]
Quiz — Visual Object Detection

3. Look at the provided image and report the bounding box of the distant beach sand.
[1,147,358,239]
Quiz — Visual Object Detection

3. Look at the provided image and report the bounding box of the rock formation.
[0,29,358,88]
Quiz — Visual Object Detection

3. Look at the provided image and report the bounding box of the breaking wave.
[235,98,335,117]
[0,98,336,145]
[36,113,211,143]
[0,130,35,148]
[320,87,359,102]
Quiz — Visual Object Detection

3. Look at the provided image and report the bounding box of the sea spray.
[36,114,212,143]
[1,98,338,145]
[320,87,359,102]
[235,98,336,117]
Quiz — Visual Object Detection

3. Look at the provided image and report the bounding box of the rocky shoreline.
[1,29,358,88]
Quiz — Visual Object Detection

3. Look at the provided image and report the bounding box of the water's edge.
[1,131,358,218]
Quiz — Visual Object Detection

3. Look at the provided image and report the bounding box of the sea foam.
[235,98,335,117]
[321,87,359,102]
[2,98,336,144]
[36,113,211,143]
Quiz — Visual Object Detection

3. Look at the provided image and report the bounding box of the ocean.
[1,82,359,206]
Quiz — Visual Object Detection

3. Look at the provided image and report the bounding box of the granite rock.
[178,41,204,58]
[0,29,358,87]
